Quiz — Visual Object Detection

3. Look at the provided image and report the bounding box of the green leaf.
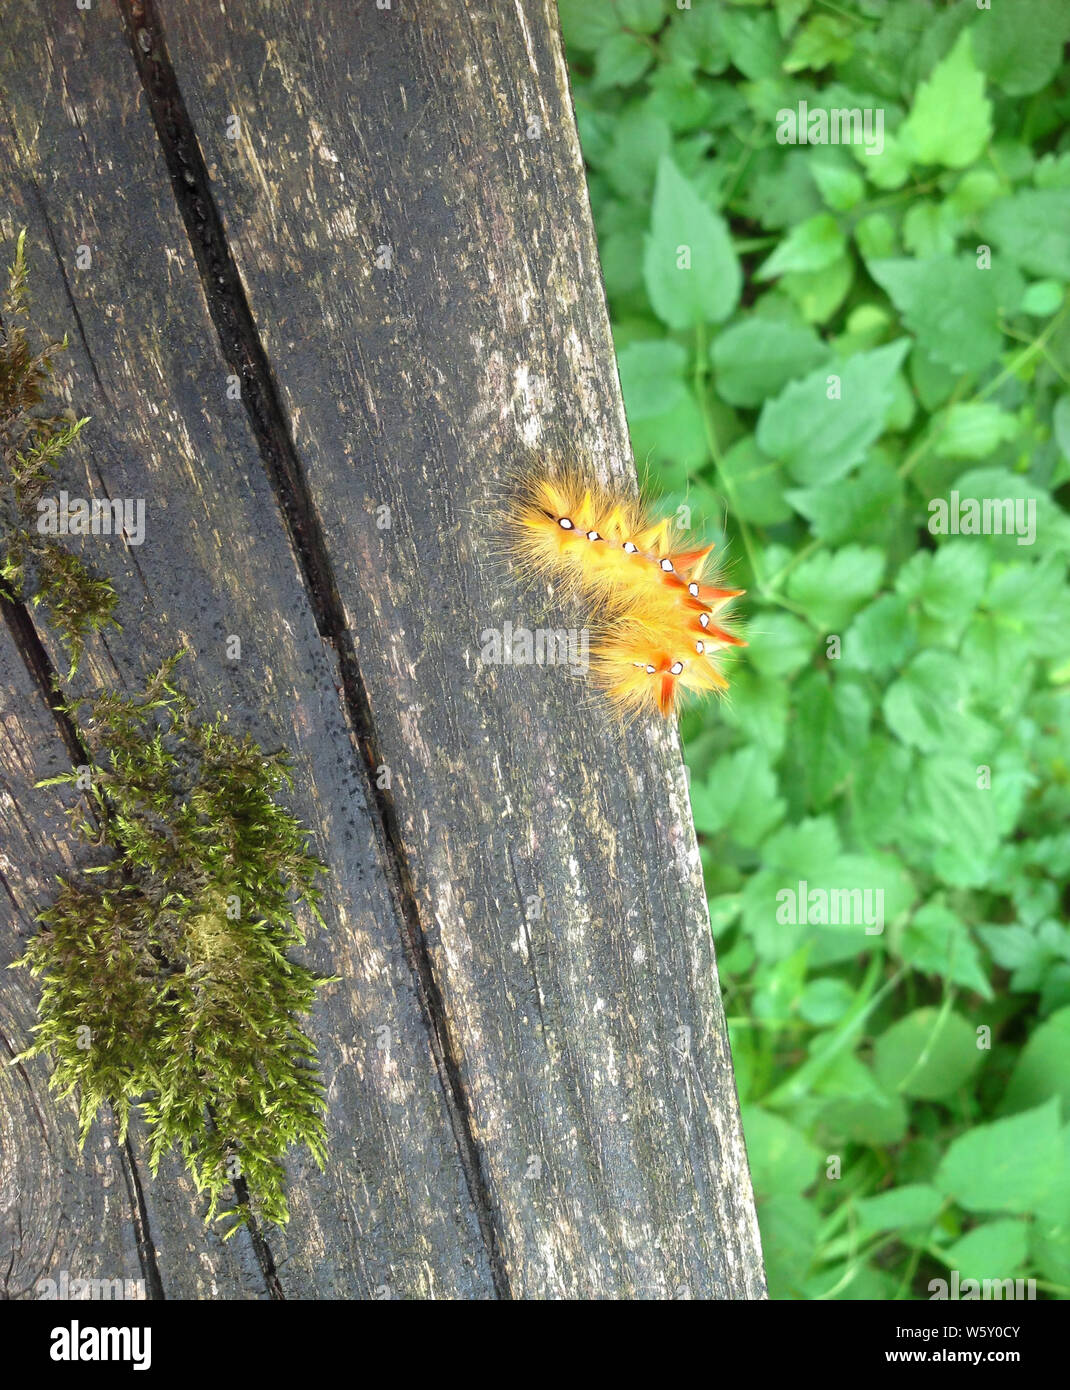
[902,200,957,258]
[854,212,897,262]
[662,5,729,74]
[717,435,791,525]
[786,454,903,545]
[819,1090,909,1147]
[757,1193,820,1301]
[711,317,830,408]
[782,14,853,73]
[592,33,654,91]
[1020,280,1064,317]
[629,389,709,483]
[898,902,993,1000]
[718,668,789,761]
[809,158,865,213]
[615,0,666,35]
[617,340,689,419]
[869,256,1014,375]
[557,0,620,52]
[972,0,1070,96]
[873,1007,981,1100]
[811,1051,908,1144]
[1055,395,1070,463]
[850,130,913,189]
[718,9,782,80]
[780,254,854,324]
[895,542,989,639]
[947,168,1003,217]
[690,746,786,847]
[797,977,855,1026]
[936,1099,1063,1214]
[1032,1125,1070,1284]
[954,467,1070,558]
[757,341,909,484]
[980,190,1070,281]
[883,651,970,752]
[642,62,717,134]
[747,611,813,678]
[999,1006,1070,1121]
[790,671,870,809]
[845,594,917,675]
[850,737,913,848]
[643,156,741,328]
[740,1106,822,1196]
[933,402,1019,460]
[899,31,992,169]
[786,545,885,630]
[757,214,847,280]
[907,756,1001,888]
[855,1184,944,1234]
[944,1220,1029,1283]
[602,108,672,201]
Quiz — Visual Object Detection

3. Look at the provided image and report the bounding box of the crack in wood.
[117,0,512,1299]
[0,593,168,1300]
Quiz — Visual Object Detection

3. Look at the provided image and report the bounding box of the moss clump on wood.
[0,229,118,674]
[14,652,332,1235]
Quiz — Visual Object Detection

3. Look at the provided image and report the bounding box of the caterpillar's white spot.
[586,530,600,540]
[559,517,573,529]
[623,541,638,554]
[688,582,699,596]
[699,613,710,628]
[645,664,655,674]
[695,640,705,654]
[670,661,683,675]
[660,558,674,572]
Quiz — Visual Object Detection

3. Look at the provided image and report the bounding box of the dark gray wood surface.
[0,0,764,1299]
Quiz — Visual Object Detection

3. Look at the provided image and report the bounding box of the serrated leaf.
[936,1099,1063,1213]
[717,434,791,525]
[790,671,871,809]
[690,746,785,847]
[617,339,689,419]
[934,402,1019,460]
[757,214,847,280]
[972,0,1070,96]
[855,1184,944,1233]
[898,902,993,1000]
[944,1220,1029,1283]
[643,156,741,328]
[786,454,903,545]
[980,190,1070,281]
[786,545,885,630]
[869,256,1015,375]
[593,32,654,91]
[883,651,969,752]
[711,316,830,407]
[999,1006,1070,1120]
[899,31,992,169]
[757,340,909,484]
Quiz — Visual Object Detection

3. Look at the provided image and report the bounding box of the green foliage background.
[562,0,1070,1299]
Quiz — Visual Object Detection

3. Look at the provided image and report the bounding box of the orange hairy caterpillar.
[507,464,745,719]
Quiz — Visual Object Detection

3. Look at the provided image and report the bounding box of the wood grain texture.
[0,1,492,1299]
[156,0,766,1298]
[0,620,152,1301]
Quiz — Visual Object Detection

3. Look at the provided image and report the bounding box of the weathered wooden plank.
[156,0,765,1296]
[0,617,151,1300]
[0,2,494,1298]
